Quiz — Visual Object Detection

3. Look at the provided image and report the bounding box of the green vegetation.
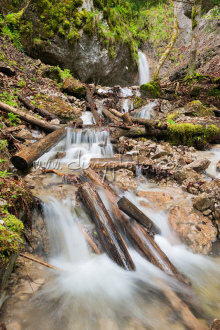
[168,123,220,149]
[8,113,21,126]
[208,87,220,98]
[0,210,23,265]
[0,90,19,107]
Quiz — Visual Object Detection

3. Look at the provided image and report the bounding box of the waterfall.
[138,51,150,85]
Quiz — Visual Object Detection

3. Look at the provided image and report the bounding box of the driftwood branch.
[20,253,62,271]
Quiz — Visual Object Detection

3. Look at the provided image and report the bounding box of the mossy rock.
[0,211,23,265]
[190,86,200,97]
[140,81,161,99]
[133,96,143,109]
[62,77,86,98]
[184,100,214,117]
[167,123,220,149]
[41,65,62,83]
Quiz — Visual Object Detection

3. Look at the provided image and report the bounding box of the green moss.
[168,123,220,149]
[185,100,214,116]
[67,28,80,45]
[0,210,23,266]
[140,81,161,99]
[133,96,143,109]
[167,111,180,122]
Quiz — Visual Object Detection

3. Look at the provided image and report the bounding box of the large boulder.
[19,2,138,86]
[169,201,217,254]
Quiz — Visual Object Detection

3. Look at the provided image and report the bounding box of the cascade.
[134,101,158,119]
[138,51,150,85]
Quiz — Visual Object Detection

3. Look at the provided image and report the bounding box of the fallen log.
[11,127,67,170]
[86,88,102,124]
[83,168,189,286]
[156,279,207,330]
[108,108,166,129]
[114,127,166,139]
[122,113,133,125]
[78,181,135,271]
[78,223,102,255]
[117,196,160,234]
[102,107,122,123]
[0,101,60,132]
[16,92,66,123]
[108,108,123,118]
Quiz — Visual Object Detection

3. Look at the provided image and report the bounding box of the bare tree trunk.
[187,0,202,77]
[153,1,178,82]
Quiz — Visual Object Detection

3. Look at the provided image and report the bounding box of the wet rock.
[216,160,220,172]
[23,210,49,253]
[169,201,217,254]
[184,158,210,173]
[56,152,66,159]
[160,100,173,114]
[19,278,45,295]
[193,193,211,211]
[137,191,174,211]
[115,169,138,191]
[174,168,202,184]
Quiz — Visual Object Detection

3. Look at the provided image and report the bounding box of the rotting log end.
[11,156,29,171]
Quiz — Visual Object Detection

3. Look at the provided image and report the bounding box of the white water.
[138,51,150,86]
[134,100,158,119]
[81,111,94,125]
[37,128,113,170]
[29,182,220,329]
[3,126,220,329]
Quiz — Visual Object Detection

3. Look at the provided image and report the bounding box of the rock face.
[177,1,192,46]
[20,4,138,86]
[169,202,217,254]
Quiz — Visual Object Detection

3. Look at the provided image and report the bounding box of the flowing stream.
[1,66,220,328]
